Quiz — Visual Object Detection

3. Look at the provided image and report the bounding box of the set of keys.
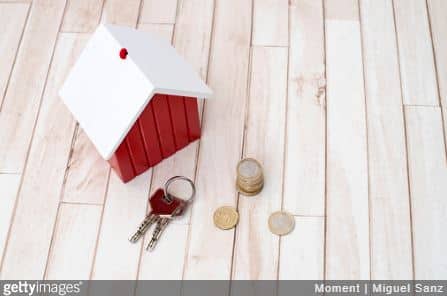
[129,176,195,251]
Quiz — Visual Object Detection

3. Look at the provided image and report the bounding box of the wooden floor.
[0,0,446,280]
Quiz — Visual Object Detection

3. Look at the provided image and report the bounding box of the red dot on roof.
[119,48,128,59]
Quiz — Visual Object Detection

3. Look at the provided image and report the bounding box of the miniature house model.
[60,24,212,182]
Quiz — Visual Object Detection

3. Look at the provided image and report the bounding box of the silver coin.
[268,211,295,235]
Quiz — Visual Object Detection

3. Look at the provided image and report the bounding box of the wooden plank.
[62,128,110,204]
[183,0,252,280]
[61,0,103,32]
[393,0,439,106]
[101,0,141,27]
[0,2,29,109]
[0,174,21,268]
[427,0,447,154]
[138,23,174,39]
[137,0,213,280]
[91,171,151,279]
[283,0,325,217]
[0,33,87,279]
[405,106,447,279]
[167,95,190,149]
[360,0,413,280]
[0,0,66,174]
[278,217,324,280]
[45,203,102,279]
[324,0,370,280]
[232,47,287,280]
[140,0,177,24]
[252,0,288,46]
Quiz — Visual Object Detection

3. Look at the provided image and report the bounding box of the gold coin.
[213,206,239,230]
[268,211,295,235]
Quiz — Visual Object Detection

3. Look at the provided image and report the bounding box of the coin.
[236,158,264,196]
[213,206,239,230]
[237,158,263,180]
[268,211,295,235]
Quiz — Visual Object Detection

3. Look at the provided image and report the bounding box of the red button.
[119,48,128,59]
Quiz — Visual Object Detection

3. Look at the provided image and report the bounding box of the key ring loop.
[164,176,196,203]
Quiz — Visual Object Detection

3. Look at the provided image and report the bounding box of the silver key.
[129,214,159,243]
[146,217,171,251]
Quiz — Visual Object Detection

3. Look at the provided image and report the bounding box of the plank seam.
[88,168,112,280]
[276,0,293,280]
[425,0,447,160]
[181,0,217,279]
[0,1,31,113]
[0,0,68,277]
[229,8,254,278]
[43,119,79,279]
[322,0,328,282]
[391,0,416,280]
[357,0,373,280]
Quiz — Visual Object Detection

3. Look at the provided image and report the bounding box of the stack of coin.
[236,158,264,196]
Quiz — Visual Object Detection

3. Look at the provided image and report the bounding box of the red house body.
[59,24,212,182]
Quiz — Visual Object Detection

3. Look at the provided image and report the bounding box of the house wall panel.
[125,123,150,174]
[139,102,163,166]
[184,97,201,140]
[167,95,190,149]
[152,94,177,157]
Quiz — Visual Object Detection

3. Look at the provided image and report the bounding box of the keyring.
[164,176,196,203]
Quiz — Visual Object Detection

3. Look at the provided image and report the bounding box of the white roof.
[59,24,212,160]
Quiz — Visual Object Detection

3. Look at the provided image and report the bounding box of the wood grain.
[405,106,447,279]
[0,0,66,174]
[283,0,325,217]
[62,128,110,205]
[138,23,174,39]
[231,46,287,280]
[45,203,102,279]
[393,0,439,106]
[360,0,413,279]
[91,172,151,279]
[61,0,103,32]
[252,0,288,46]
[140,0,177,24]
[101,0,141,27]
[0,174,21,269]
[427,0,447,154]
[324,0,370,280]
[183,0,252,280]
[0,33,87,279]
[279,217,324,280]
[0,2,29,109]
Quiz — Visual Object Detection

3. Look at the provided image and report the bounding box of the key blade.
[129,214,159,243]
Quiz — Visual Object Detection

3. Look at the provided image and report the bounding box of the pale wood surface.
[252,0,288,46]
[283,0,325,217]
[405,106,447,279]
[0,2,29,109]
[183,0,252,280]
[359,0,413,280]
[0,0,66,174]
[61,0,103,32]
[393,0,439,106]
[232,46,287,280]
[0,33,87,279]
[0,0,446,280]
[325,0,370,280]
[45,203,102,279]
